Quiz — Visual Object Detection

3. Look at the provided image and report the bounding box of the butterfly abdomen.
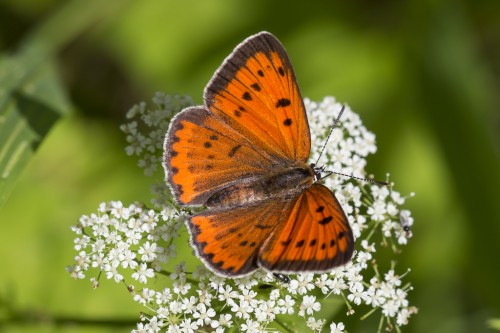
[206,165,314,209]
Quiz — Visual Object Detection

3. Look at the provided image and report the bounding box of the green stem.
[377,314,384,333]
[360,307,378,320]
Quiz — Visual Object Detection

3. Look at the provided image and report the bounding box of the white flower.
[213,313,232,329]
[315,274,333,294]
[254,300,279,322]
[397,306,418,326]
[156,288,172,305]
[239,288,258,308]
[330,321,345,333]
[307,317,325,331]
[193,303,216,326]
[181,296,197,314]
[241,319,259,332]
[382,299,399,317]
[168,300,183,314]
[218,285,239,303]
[173,281,191,295]
[179,318,198,333]
[148,316,163,332]
[367,200,387,221]
[362,286,386,307]
[361,240,376,252]
[278,295,296,314]
[393,288,409,308]
[104,264,123,283]
[229,299,253,319]
[134,288,155,305]
[138,241,157,262]
[347,282,365,305]
[170,262,186,282]
[132,263,155,284]
[289,274,315,295]
[355,251,372,268]
[384,270,402,287]
[110,201,130,219]
[120,249,138,269]
[299,296,321,316]
[74,251,90,270]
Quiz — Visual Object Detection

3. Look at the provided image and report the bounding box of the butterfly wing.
[165,31,311,206]
[187,198,296,277]
[165,106,278,205]
[205,31,310,163]
[258,183,354,273]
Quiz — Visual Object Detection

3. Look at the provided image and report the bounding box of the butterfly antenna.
[313,105,389,186]
[315,105,345,166]
[320,170,389,186]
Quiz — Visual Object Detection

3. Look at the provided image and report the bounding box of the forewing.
[259,184,354,273]
[164,106,276,205]
[205,31,310,163]
[187,198,295,277]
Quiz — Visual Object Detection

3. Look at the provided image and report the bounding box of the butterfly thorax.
[205,164,314,209]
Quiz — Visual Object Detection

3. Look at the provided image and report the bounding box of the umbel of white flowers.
[67,94,417,333]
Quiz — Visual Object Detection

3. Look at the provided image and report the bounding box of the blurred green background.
[1,0,499,332]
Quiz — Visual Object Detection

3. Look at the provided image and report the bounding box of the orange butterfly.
[164,31,354,277]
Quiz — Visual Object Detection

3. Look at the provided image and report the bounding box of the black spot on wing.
[251,83,261,91]
[276,98,291,108]
[281,239,291,246]
[228,145,242,157]
[319,216,333,225]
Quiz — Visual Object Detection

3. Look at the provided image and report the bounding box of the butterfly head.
[310,163,329,182]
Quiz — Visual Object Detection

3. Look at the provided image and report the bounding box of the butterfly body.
[206,165,313,209]
[164,32,354,277]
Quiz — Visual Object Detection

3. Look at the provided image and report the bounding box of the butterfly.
[163,31,354,278]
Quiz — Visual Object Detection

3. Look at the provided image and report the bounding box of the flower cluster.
[68,95,417,332]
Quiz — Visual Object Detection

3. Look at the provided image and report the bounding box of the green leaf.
[0,50,71,209]
[0,0,131,209]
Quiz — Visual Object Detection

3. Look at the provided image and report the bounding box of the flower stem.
[360,307,378,320]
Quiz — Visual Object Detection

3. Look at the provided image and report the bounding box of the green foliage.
[0,50,70,208]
